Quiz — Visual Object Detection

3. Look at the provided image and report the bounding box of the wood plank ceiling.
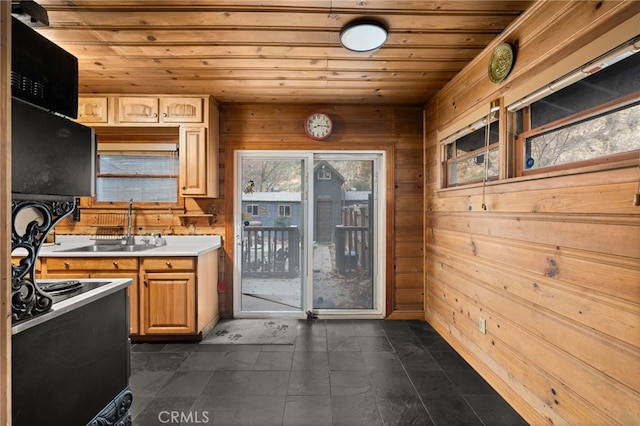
[33,0,534,105]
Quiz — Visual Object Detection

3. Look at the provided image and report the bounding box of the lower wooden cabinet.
[41,257,140,335]
[142,272,196,334]
[39,251,219,340]
[141,257,196,335]
[139,252,218,339]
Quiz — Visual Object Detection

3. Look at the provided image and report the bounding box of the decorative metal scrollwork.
[11,198,76,323]
[87,387,133,426]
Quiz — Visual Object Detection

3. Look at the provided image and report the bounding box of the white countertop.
[12,278,133,335]
[33,235,222,257]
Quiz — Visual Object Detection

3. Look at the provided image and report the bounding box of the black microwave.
[11,16,78,119]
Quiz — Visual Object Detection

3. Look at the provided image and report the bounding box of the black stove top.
[38,280,112,304]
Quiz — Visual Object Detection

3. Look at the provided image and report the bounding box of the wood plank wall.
[423,2,640,424]
[220,104,424,318]
[0,3,11,424]
[56,104,425,318]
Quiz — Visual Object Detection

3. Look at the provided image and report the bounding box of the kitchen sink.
[116,244,156,252]
[57,244,155,253]
[57,245,119,252]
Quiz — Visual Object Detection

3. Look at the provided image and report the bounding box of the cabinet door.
[77,97,109,123]
[179,126,208,196]
[117,97,159,123]
[160,97,203,123]
[142,272,195,335]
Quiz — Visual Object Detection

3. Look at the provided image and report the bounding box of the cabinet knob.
[152,113,158,118]
[181,185,186,190]
[113,261,119,268]
[163,112,168,117]
[166,261,172,268]
[64,262,70,269]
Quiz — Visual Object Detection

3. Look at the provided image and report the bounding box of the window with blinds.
[94,127,180,204]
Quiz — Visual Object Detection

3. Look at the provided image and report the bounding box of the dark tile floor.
[129,320,527,425]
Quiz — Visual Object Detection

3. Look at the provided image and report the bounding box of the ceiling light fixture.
[340,19,388,52]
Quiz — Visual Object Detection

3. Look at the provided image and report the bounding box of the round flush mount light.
[339,19,388,52]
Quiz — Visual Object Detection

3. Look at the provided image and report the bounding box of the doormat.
[201,319,298,345]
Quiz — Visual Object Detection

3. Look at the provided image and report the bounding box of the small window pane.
[530,52,640,128]
[524,102,640,170]
[444,117,499,187]
[448,148,499,185]
[247,205,259,216]
[456,121,499,155]
[318,169,331,180]
[279,205,291,217]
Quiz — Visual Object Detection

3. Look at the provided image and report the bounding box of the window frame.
[317,169,331,180]
[246,204,259,217]
[278,204,292,217]
[94,150,181,206]
[515,91,640,177]
[89,127,183,210]
[440,107,501,188]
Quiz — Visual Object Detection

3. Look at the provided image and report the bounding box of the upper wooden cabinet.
[77,96,109,123]
[179,102,219,198]
[179,126,206,196]
[76,94,219,198]
[116,96,203,124]
[78,95,207,125]
[160,98,203,123]
[117,97,159,123]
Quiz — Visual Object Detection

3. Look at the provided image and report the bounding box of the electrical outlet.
[479,317,486,334]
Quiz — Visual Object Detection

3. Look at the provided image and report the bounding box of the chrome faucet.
[125,198,135,245]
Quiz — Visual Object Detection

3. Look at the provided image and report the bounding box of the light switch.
[479,317,486,334]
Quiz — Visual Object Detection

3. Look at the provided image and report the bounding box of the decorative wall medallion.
[488,43,515,83]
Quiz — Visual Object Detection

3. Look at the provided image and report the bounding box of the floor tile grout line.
[409,321,493,426]
[382,321,438,426]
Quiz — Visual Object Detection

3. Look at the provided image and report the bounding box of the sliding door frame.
[233,150,387,319]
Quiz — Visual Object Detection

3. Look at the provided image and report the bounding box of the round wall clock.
[304,112,333,140]
[488,43,515,83]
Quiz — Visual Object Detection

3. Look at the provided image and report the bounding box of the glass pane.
[96,153,179,202]
[531,51,640,128]
[448,147,499,185]
[313,159,374,310]
[240,158,304,313]
[524,102,640,170]
[99,154,177,175]
[97,177,177,202]
[456,121,499,155]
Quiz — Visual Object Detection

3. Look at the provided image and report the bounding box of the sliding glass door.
[234,151,385,318]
